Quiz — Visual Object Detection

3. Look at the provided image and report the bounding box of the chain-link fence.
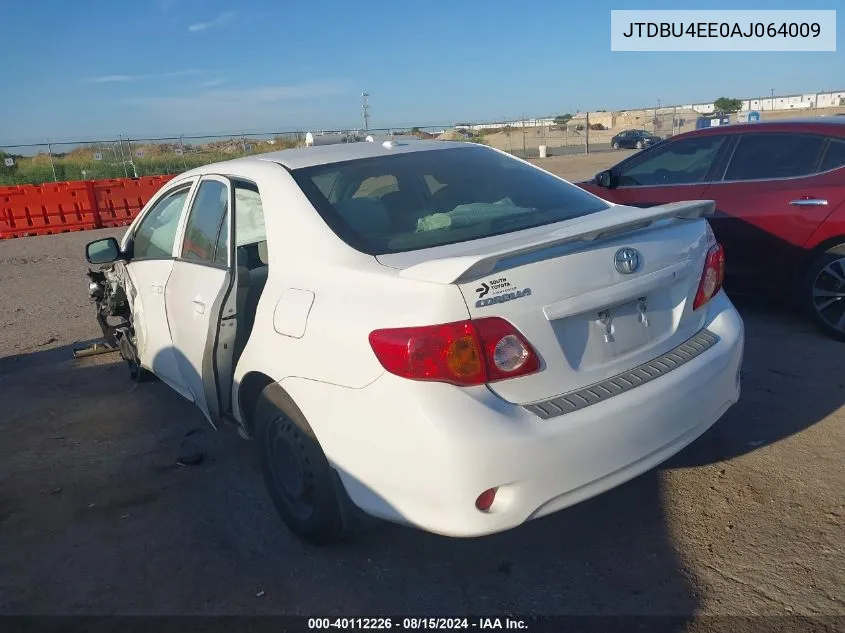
[0,127,460,186]
[470,110,692,159]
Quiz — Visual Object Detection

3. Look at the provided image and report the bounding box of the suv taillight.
[693,243,726,310]
[368,317,540,386]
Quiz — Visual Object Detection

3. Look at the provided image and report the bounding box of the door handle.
[151,284,163,294]
[789,199,828,207]
[192,299,206,315]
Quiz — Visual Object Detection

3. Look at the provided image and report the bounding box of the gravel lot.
[0,152,843,623]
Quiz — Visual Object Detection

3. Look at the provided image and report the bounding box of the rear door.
[164,176,238,427]
[594,133,729,207]
[702,132,845,293]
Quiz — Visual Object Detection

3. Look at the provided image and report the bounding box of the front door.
[165,176,237,426]
[124,182,196,398]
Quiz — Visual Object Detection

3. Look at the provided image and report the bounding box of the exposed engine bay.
[86,262,143,373]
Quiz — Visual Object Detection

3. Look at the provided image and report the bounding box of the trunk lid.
[377,201,716,405]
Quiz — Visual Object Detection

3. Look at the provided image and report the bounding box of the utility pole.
[362,92,370,132]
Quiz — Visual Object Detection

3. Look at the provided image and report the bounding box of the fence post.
[585,112,590,155]
[126,137,138,178]
[521,116,526,157]
[47,142,58,182]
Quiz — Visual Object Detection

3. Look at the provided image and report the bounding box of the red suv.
[579,118,845,341]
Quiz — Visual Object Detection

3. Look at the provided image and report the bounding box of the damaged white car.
[85,139,744,544]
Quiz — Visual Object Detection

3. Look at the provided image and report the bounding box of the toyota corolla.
[83,139,744,544]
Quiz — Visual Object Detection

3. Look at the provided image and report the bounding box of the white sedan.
[84,139,744,544]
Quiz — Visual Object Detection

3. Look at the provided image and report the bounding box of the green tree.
[553,113,573,125]
[713,97,743,113]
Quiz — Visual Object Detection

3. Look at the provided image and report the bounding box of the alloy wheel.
[811,256,845,334]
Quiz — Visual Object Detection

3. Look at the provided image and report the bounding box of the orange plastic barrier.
[0,181,100,238]
[0,175,175,239]
[93,175,174,228]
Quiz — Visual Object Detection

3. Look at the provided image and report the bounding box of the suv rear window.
[291,145,609,255]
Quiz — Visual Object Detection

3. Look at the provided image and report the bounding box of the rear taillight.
[693,243,726,310]
[368,317,539,386]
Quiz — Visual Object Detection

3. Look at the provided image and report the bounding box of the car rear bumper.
[281,292,744,538]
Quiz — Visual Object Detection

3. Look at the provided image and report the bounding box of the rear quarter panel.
[804,197,845,251]
[227,160,472,410]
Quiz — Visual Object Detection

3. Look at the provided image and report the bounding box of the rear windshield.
[290,145,609,255]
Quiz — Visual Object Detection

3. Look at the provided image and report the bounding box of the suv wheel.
[254,386,348,545]
[803,244,845,342]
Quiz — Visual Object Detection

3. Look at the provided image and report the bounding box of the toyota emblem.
[614,247,641,274]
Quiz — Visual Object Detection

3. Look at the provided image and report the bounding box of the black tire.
[253,385,347,545]
[612,141,619,150]
[802,244,845,342]
[636,140,644,149]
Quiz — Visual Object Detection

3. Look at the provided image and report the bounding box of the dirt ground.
[0,152,843,622]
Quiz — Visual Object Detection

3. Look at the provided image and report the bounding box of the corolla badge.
[614,247,641,274]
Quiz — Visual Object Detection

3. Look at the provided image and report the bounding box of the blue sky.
[1,0,843,144]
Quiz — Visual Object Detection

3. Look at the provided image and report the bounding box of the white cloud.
[200,78,228,88]
[120,80,350,130]
[125,80,349,108]
[86,69,203,84]
[188,11,235,32]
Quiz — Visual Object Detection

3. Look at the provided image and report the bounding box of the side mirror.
[86,237,121,264]
[595,169,614,188]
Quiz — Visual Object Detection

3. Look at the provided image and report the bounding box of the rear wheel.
[254,386,347,545]
[612,141,619,150]
[803,244,845,342]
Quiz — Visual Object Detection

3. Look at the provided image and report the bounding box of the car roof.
[178,139,471,177]
[678,116,845,138]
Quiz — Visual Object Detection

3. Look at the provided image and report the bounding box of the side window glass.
[724,134,825,180]
[132,187,190,260]
[182,180,229,264]
[234,183,267,247]
[820,139,845,172]
[618,135,725,186]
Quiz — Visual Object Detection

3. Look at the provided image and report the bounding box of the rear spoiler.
[398,200,715,284]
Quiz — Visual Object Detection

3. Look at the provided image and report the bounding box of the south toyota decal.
[474,276,532,308]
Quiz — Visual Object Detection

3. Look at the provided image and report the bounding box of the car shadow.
[665,294,845,469]
[0,345,695,622]
[2,295,841,619]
